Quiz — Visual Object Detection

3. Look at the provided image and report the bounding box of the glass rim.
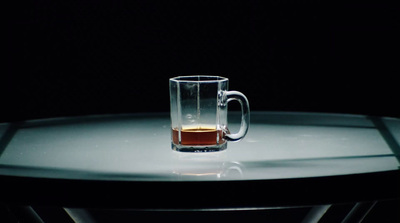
[170,75,228,83]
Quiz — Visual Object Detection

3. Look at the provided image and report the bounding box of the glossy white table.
[1,112,399,208]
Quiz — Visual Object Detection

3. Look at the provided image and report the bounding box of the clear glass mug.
[169,76,250,152]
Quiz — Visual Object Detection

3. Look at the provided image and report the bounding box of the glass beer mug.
[170,76,250,152]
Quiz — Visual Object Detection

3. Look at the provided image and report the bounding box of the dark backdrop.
[4,0,399,122]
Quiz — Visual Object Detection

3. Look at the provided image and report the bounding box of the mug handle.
[223,91,250,142]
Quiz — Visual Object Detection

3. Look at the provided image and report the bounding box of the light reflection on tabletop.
[0,112,399,181]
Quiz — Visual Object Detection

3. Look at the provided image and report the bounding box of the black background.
[4,0,399,123]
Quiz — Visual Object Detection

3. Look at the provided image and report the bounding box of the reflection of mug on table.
[171,151,244,180]
[169,76,250,152]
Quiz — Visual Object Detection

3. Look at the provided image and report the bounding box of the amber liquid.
[172,127,225,146]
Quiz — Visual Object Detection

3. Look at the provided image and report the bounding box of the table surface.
[1,112,399,208]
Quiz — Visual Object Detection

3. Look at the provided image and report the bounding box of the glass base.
[171,142,227,152]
